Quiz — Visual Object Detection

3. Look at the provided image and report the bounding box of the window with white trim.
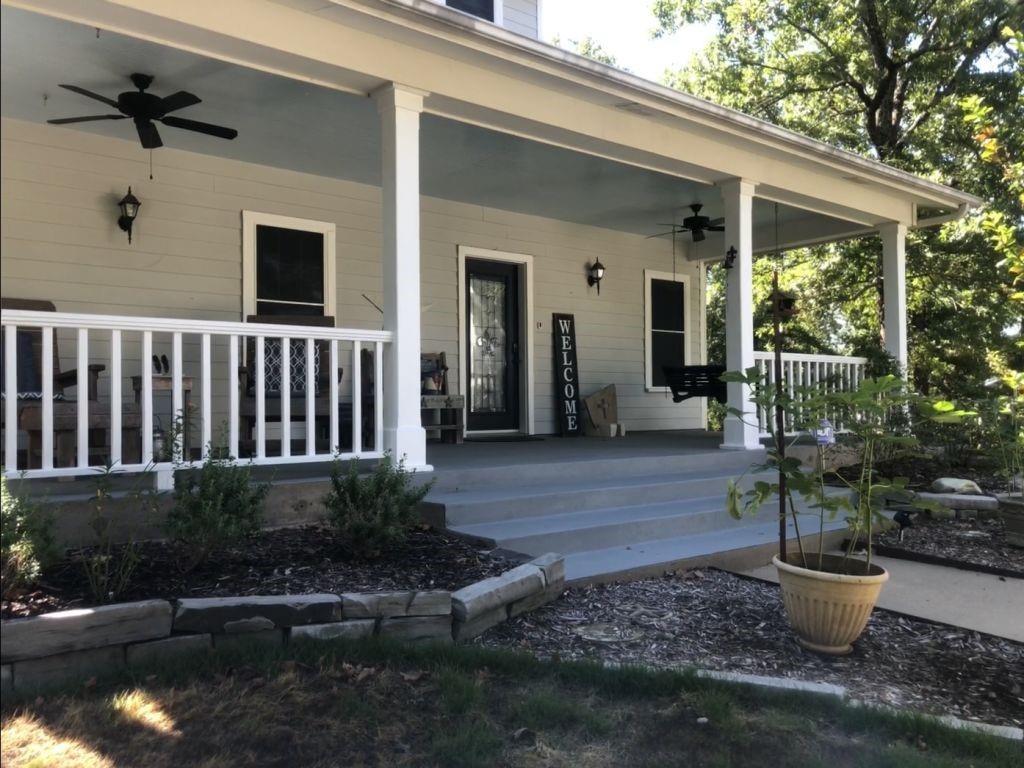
[447,0,495,21]
[645,270,689,390]
[242,212,336,320]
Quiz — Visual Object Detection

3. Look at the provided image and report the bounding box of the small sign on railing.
[553,313,582,436]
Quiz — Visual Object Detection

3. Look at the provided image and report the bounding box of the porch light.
[117,187,141,243]
[587,259,605,295]
[769,289,798,318]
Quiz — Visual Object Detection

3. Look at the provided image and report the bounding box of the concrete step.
[563,517,850,584]
[430,467,775,526]
[423,448,764,493]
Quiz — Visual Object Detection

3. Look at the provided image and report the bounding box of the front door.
[466,258,520,431]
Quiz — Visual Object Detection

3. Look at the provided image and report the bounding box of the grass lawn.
[1,638,1017,768]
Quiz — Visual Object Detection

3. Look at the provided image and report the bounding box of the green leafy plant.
[166,453,269,572]
[986,370,1024,497]
[80,463,142,604]
[323,454,433,558]
[1,476,58,600]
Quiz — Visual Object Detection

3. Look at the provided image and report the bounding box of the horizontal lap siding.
[1,117,705,436]
[502,0,539,39]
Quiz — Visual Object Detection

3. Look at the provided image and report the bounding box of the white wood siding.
[0,117,704,435]
[502,0,539,38]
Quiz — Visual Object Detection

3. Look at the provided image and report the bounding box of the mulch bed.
[1,526,514,620]
[478,569,1024,728]
[874,516,1024,577]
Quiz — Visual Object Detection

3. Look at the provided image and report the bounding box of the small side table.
[131,375,195,454]
[421,394,464,444]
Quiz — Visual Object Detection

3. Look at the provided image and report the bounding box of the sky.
[540,0,717,83]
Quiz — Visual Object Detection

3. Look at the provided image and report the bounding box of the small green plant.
[323,454,433,558]
[985,370,1024,497]
[80,463,141,604]
[165,452,269,572]
[1,476,58,600]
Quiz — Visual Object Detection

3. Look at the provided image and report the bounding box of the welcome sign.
[553,313,582,436]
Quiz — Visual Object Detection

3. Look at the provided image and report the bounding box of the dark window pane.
[446,0,494,21]
[651,331,685,387]
[651,279,685,332]
[256,301,325,317]
[256,225,324,305]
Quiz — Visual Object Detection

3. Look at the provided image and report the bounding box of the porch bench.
[662,365,727,404]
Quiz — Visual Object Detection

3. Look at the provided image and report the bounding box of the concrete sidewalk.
[741,554,1024,643]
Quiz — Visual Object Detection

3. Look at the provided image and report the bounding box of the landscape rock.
[213,630,284,651]
[508,579,565,619]
[930,478,983,495]
[529,553,566,587]
[291,620,376,642]
[1,665,11,696]
[341,590,450,619]
[126,634,212,667]
[173,594,341,633]
[1,600,172,663]
[223,617,277,634]
[452,564,545,621]
[916,492,999,512]
[453,604,507,642]
[379,615,452,644]
[13,645,124,691]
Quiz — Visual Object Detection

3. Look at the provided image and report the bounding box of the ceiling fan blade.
[645,231,678,239]
[59,84,119,109]
[136,119,163,149]
[160,115,237,140]
[159,91,201,114]
[706,226,726,232]
[692,229,706,243]
[48,114,127,124]
[708,217,725,226]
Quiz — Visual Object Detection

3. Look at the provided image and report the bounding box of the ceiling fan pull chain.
[149,149,153,180]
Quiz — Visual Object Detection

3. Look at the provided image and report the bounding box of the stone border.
[0,553,565,695]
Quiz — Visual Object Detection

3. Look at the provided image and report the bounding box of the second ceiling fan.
[648,203,725,242]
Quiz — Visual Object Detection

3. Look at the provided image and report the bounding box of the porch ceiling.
[1,5,863,250]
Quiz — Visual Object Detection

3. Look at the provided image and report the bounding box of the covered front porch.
[0,1,962,490]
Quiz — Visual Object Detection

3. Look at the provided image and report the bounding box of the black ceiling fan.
[47,73,238,149]
[647,203,725,242]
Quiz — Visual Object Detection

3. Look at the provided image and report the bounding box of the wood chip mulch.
[876,516,1024,577]
[477,569,1024,728]
[1,526,514,619]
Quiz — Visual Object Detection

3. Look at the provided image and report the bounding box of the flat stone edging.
[0,553,565,696]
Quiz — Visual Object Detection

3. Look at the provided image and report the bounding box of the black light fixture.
[587,259,605,294]
[117,187,141,243]
[723,245,737,270]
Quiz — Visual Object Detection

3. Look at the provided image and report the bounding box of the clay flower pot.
[773,554,889,656]
[997,495,1024,548]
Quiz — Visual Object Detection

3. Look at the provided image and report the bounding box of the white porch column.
[719,178,760,450]
[374,83,430,470]
[879,222,908,375]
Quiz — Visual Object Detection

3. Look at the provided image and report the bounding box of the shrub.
[323,455,432,558]
[165,454,269,572]
[80,464,142,604]
[1,477,58,600]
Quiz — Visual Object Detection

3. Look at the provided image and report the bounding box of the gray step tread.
[426,466,774,507]
[563,518,849,582]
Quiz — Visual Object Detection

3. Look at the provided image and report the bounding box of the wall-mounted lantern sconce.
[587,259,605,295]
[117,187,141,243]
[769,289,799,318]
[723,246,737,270]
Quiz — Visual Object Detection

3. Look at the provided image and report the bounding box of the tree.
[551,35,624,68]
[655,1,1023,397]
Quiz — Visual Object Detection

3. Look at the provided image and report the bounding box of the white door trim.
[457,245,535,435]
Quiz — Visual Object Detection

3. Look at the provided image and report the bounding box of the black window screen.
[446,0,494,21]
[255,225,325,316]
[650,278,686,387]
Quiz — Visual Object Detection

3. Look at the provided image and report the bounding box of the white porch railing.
[752,351,869,437]
[1,310,391,483]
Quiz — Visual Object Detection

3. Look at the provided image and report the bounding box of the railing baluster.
[201,333,211,459]
[305,338,315,456]
[351,341,362,455]
[4,325,18,471]
[41,327,54,470]
[256,336,266,459]
[280,336,291,458]
[229,334,239,459]
[109,329,120,468]
[374,341,384,453]
[172,331,183,462]
[142,331,153,465]
[329,339,340,455]
[76,328,89,469]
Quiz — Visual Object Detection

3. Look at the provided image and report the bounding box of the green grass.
[1,636,1018,768]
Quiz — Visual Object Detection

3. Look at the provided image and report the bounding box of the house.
[0,1,981,576]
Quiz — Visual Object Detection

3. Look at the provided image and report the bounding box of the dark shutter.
[255,225,325,315]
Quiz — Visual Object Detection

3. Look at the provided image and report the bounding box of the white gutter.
[914,202,972,228]
[369,0,984,211]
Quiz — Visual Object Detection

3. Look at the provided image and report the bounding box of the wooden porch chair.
[661,365,728,404]
[238,315,346,455]
[1,298,141,468]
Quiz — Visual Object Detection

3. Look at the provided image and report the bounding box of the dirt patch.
[2,526,514,619]
[875,516,1023,576]
[478,569,1024,728]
